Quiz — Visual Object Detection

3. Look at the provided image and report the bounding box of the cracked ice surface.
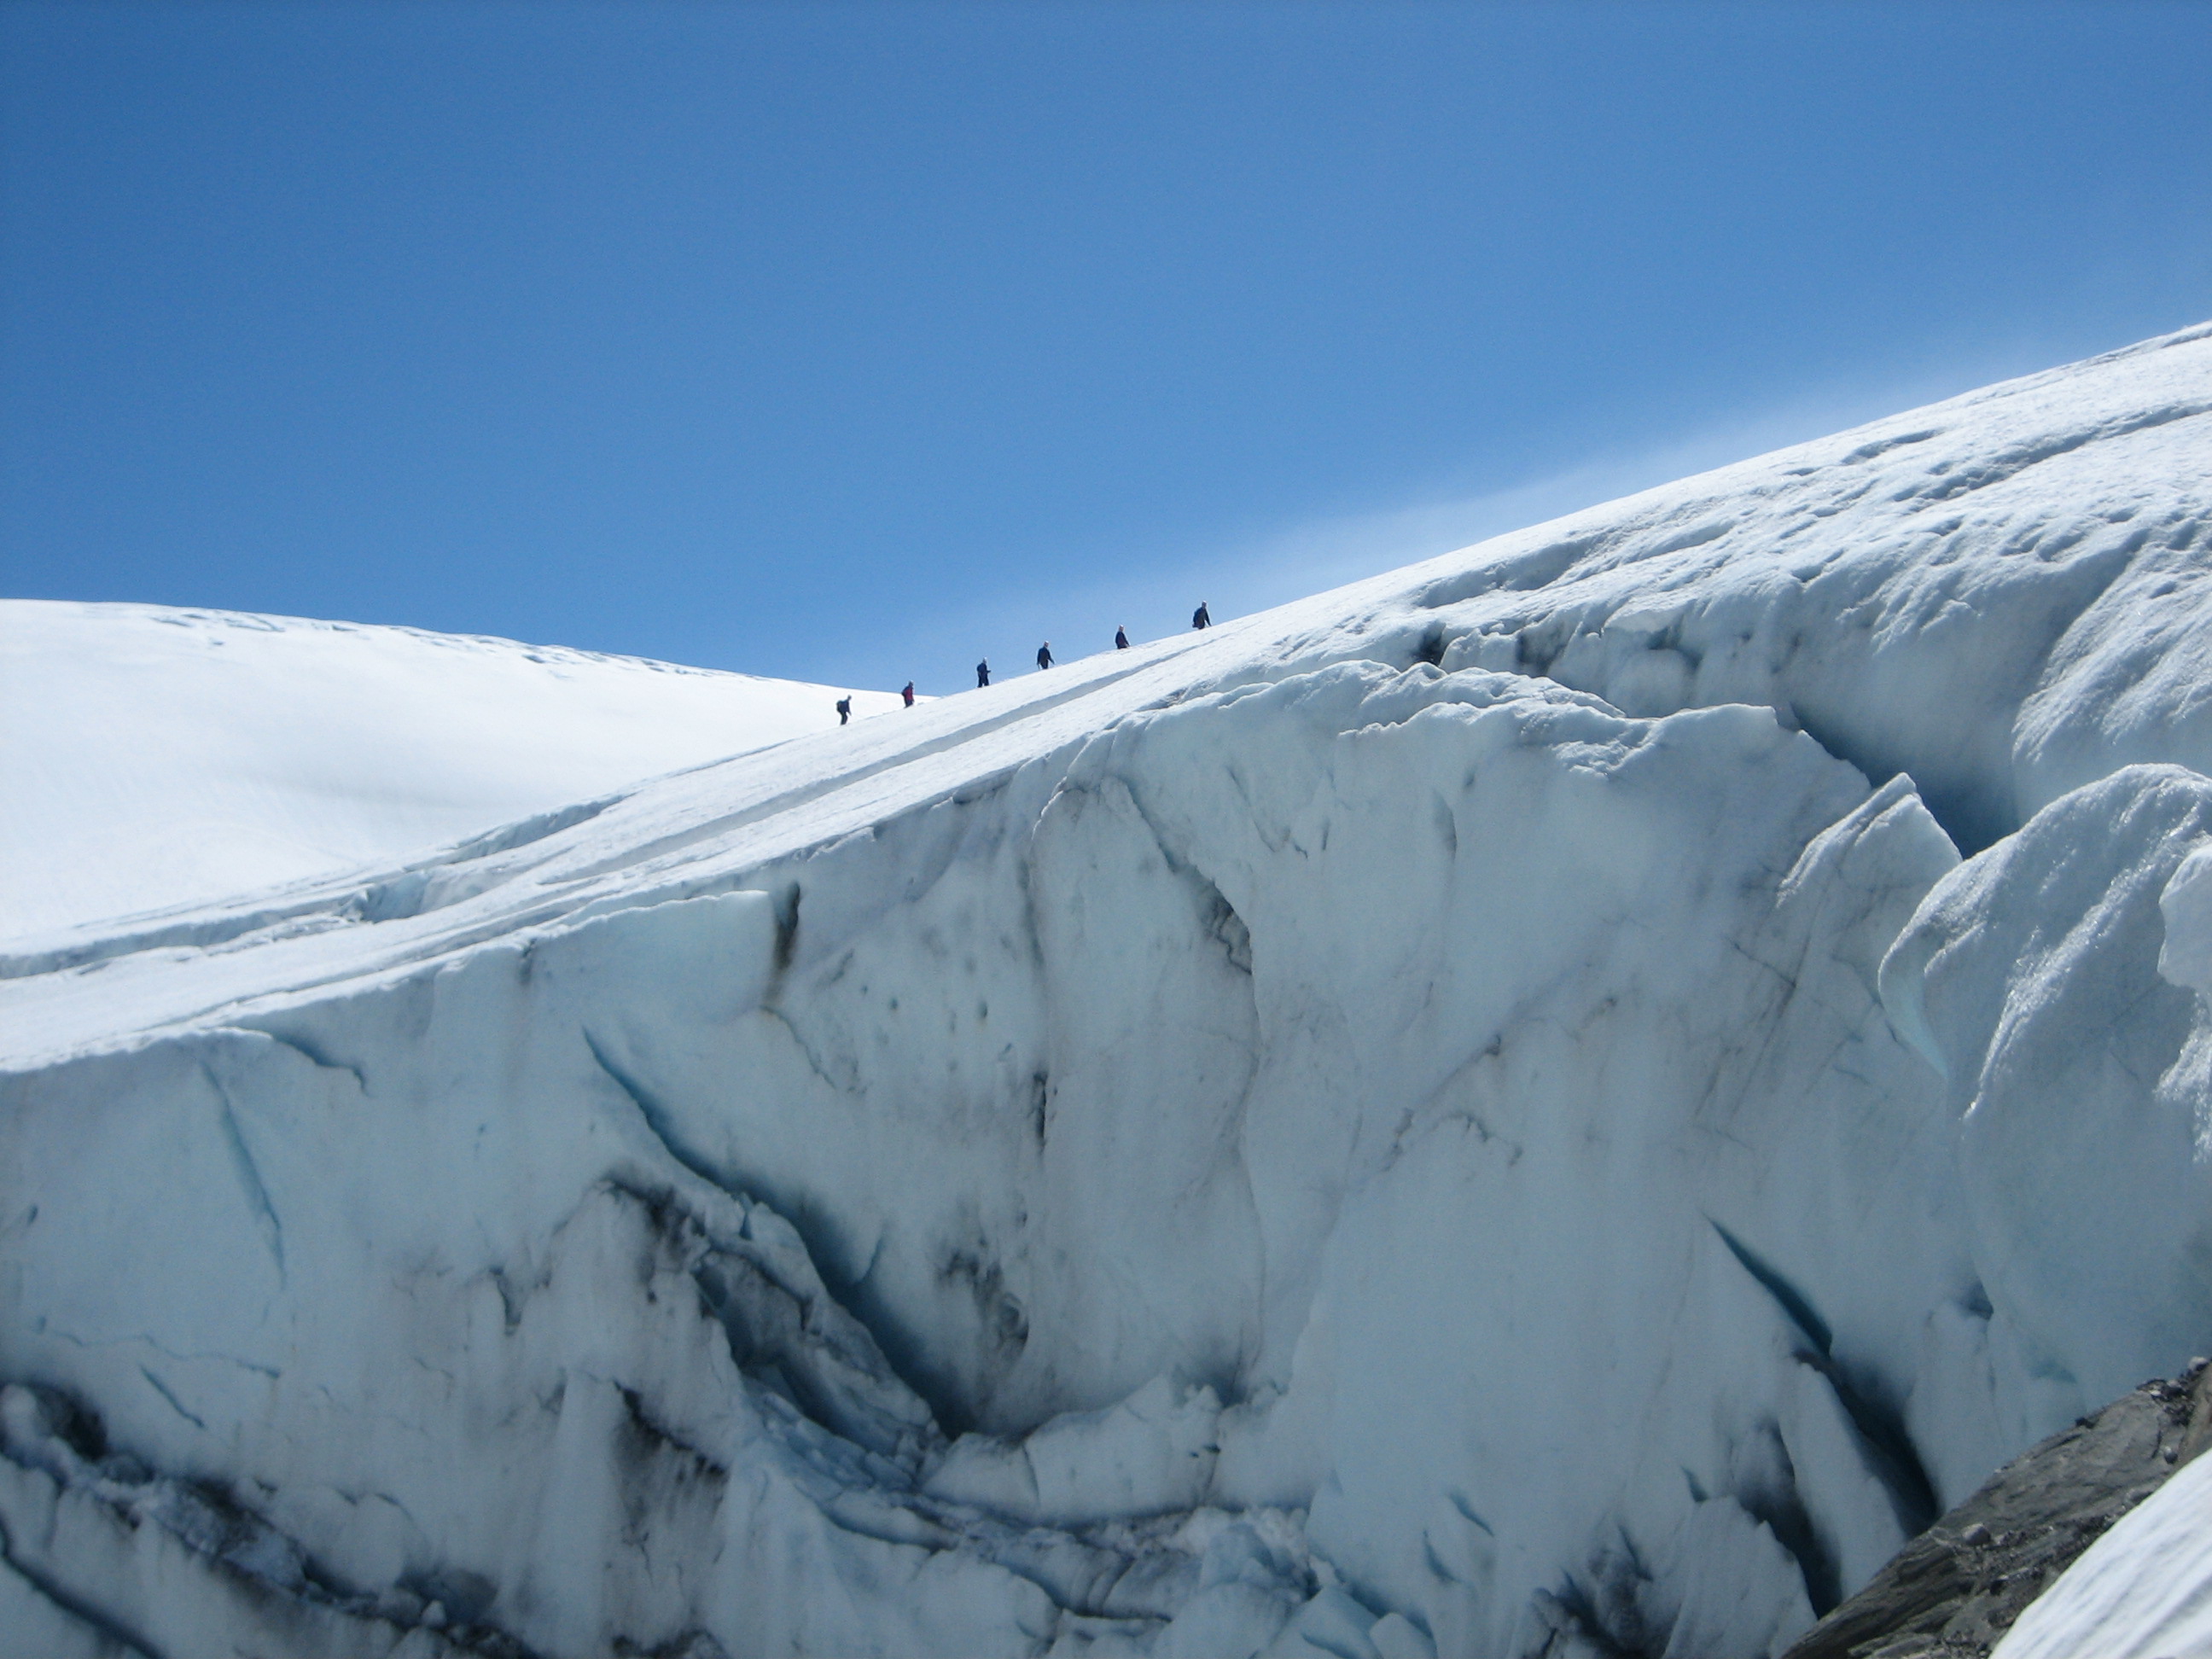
[4,323,2212,1656]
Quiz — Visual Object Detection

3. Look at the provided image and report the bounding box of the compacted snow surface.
[5,323,2212,1658]
[0,602,905,944]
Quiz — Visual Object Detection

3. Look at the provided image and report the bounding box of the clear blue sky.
[6,2,2210,695]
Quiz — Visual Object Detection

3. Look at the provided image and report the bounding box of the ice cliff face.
[5,323,2212,1659]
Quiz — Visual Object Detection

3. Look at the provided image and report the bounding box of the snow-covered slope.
[4,323,2211,1659]
[1994,1440,2212,1659]
[0,601,905,944]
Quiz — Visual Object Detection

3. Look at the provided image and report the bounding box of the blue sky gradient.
[6,1,2211,693]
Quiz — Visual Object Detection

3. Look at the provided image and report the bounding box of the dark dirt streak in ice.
[202,1065,286,1283]
[242,1024,366,1089]
[582,1030,746,1206]
[1,1380,535,1658]
[585,1037,969,1447]
[0,1516,166,1659]
[1711,1220,1940,1539]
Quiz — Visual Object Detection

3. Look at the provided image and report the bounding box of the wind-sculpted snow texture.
[4,323,2212,1658]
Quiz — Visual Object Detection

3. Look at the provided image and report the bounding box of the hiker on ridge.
[835,696,852,725]
[1192,602,1211,630]
[902,681,916,707]
[1037,642,1054,670]
[976,660,991,688]
[1115,626,1129,649]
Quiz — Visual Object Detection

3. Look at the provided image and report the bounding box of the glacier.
[4,322,2212,1657]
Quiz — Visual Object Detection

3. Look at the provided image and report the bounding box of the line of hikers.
[835,678,921,724]
[978,602,1208,688]
[840,602,1212,719]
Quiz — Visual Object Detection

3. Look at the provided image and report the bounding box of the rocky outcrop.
[1783,1359,2212,1659]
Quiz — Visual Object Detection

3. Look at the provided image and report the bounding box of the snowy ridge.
[0,600,907,945]
[3,323,2212,1657]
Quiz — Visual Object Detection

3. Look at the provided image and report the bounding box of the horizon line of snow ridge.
[0,597,913,944]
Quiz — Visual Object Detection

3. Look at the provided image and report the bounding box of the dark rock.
[1780,1359,2212,1659]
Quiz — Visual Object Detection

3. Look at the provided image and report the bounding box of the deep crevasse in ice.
[5,323,2212,1658]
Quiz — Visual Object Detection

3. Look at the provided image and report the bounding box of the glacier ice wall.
[4,323,2212,1658]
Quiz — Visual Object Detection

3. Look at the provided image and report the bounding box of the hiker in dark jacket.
[902,681,915,707]
[1192,602,1211,629]
[1037,642,1053,670]
[835,696,852,725]
[1115,626,1129,649]
[976,660,991,688]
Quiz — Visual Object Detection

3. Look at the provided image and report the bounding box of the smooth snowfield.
[3,323,2212,1658]
[0,601,904,943]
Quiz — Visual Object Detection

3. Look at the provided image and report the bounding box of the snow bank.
[3,323,2211,1656]
[0,601,904,943]
[1992,1446,2212,1659]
